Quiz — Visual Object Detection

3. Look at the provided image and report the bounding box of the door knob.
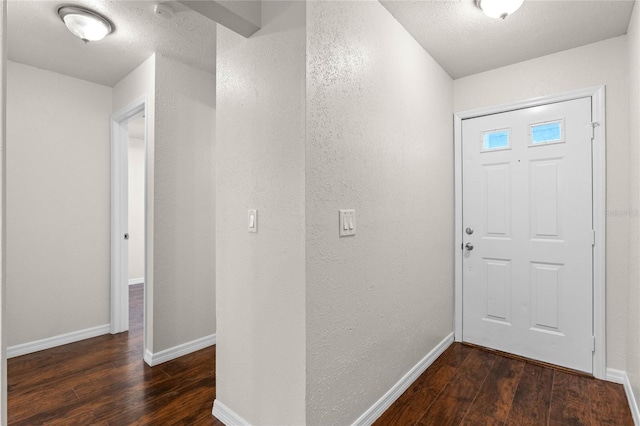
[465,242,474,251]
[124,233,129,240]
[466,227,474,235]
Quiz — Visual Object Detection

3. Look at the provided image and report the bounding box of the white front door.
[462,97,594,373]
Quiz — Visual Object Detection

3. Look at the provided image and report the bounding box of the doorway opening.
[111,98,148,359]
[453,86,606,379]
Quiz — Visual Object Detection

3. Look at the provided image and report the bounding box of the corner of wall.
[0,1,7,423]
[626,0,640,416]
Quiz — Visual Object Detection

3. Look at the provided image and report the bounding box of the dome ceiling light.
[476,0,524,19]
[57,5,113,43]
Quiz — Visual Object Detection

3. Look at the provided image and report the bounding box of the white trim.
[128,277,144,286]
[111,96,150,368]
[212,400,252,426]
[454,114,463,342]
[606,369,640,425]
[7,324,110,358]
[591,87,607,380]
[351,333,455,426]
[111,98,146,335]
[144,348,154,366]
[143,334,216,367]
[606,368,627,384]
[454,86,606,378]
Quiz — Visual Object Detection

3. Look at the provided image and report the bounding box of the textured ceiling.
[381,0,635,79]
[7,0,216,87]
[7,0,636,86]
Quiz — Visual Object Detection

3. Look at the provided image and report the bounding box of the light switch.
[248,209,257,233]
[339,209,356,237]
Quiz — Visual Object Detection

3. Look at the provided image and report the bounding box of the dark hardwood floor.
[7,288,634,425]
[8,284,222,425]
[375,343,634,426]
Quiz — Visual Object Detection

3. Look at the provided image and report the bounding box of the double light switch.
[339,209,356,237]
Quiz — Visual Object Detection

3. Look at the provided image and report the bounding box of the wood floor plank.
[417,348,497,426]
[548,370,592,426]
[460,412,504,425]
[462,355,525,424]
[589,379,634,425]
[160,345,216,377]
[8,336,122,391]
[43,410,105,426]
[504,363,554,426]
[108,376,219,425]
[373,344,471,426]
[8,386,79,423]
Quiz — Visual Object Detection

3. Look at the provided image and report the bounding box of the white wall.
[127,134,145,282]
[114,54,216,358]
[1,1,8,422]
[454,36,629,370]
[6,61,112,345]
[626,0,640,411]
[305,1,453,424]
[215,1,306,423]
[152,55,216,353]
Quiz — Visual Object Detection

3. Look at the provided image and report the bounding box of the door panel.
[484,164,511,237]
[462,97,593,373]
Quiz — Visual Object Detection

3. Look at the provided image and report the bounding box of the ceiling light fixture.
[476,0,524,19]
[57,5,113,43]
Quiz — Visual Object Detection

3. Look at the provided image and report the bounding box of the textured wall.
[153,55,216,353]
[626,0,640,411]
[305,1,454,424]
[454,36,629,370]
[127,136,145,281]
[215,1,306,423]
[6,61,112,345]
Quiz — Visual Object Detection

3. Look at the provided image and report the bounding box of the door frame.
[453,86,606,379]
[111,96,147,336]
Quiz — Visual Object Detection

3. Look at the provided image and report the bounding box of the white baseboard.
[144,333,216,367]
[606,368,627,384]
[607,368,640,425]
[212,400,252,426]
[128,277,144,285]
[7,324,111,358]
[352,332,455,426]
[144,349,154,366]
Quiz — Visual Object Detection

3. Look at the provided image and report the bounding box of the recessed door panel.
[484,164,511,238]
[484,258,511,324]
[530,160,562,240]
[530,262,562,333]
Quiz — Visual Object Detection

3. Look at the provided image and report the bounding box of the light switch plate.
[248,209,257,233]
[339,209,356,237]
